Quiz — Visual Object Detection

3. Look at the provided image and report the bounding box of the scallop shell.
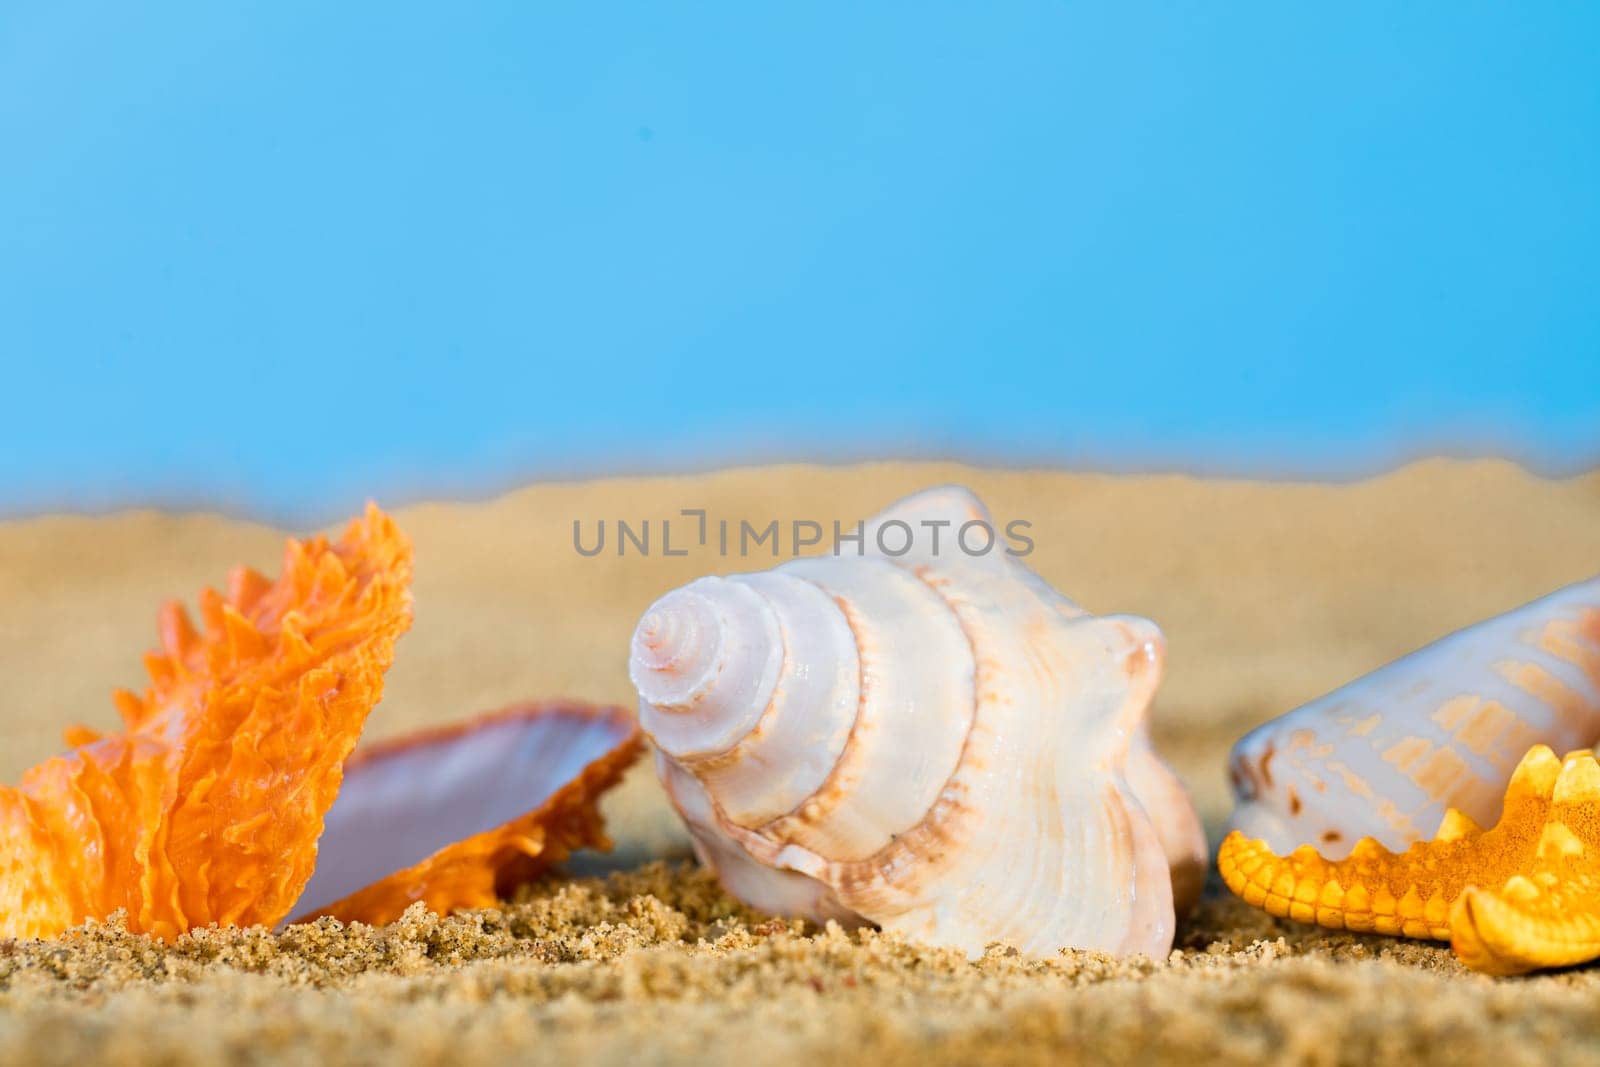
[0,508,643,940]
[0,505,415,940]
[1227,577,1600,859]
[628,486,1205,959]
[293,701,642,927]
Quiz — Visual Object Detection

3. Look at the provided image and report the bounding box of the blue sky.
[3,4,1597,520]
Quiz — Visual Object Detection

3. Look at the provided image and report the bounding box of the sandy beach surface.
[3,459,1599,1066]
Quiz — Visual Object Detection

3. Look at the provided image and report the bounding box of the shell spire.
[630,486,1206,959]
[1227,577,1600,859]
[1220,745,1600,975]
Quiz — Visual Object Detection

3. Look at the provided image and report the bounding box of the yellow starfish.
[1219,744,1600,976]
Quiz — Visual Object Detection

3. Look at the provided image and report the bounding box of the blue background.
[3,4,1597,521]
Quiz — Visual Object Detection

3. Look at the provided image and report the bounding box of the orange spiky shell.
[291,701,643,928]
[1219,744,1600,975]
[0,505,414,940]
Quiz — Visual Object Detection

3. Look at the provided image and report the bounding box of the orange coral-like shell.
[296,701,643,927]
[0,505,414,941]
[1220,744,1600,975]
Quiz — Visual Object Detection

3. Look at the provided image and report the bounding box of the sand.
[2,459,1599,1065]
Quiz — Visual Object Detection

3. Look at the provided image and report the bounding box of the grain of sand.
[2,460,1599,1066]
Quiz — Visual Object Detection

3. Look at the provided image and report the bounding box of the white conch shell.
[628,486,1205,959]
[1228,577,1600,860]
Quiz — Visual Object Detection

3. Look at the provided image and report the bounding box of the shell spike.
[1433,808,1483,843]
[197,586,228,638]
[1052,613,1167,762]
[863,484,998,569]
[111,688,147,726]
[1348,837,1389,860]
[1507,745,1563,801]
[227,566,274,613]
[1552,750,1600,808]
[1100,613,1165,702]
[157,602,202,661]
[871,484,991,532]
[142,650,176,690]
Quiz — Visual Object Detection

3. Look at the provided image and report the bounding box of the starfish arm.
[1219,745,1569,943]
[1218,831,1457,939]
[1452,881,1600,975]
[1448,750,1600,975]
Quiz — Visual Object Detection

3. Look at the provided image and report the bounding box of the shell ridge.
[746,585,874,835]
[810,554,1013,927]
[753,554,974,861]
[692,571,864,820]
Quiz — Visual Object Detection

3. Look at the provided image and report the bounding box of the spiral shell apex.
[1227,577,1600,860]
[629,486,1206,959]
